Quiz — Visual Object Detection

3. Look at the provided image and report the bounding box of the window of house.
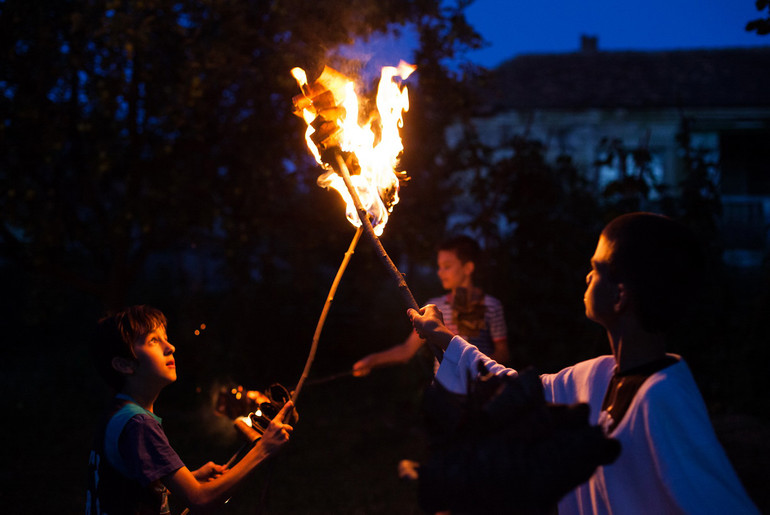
[720,129,770,196]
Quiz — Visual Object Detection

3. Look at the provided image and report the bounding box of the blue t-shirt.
[119,412,186,487]
[87,395,185,515]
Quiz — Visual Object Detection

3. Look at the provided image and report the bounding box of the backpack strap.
[104,396,161,478]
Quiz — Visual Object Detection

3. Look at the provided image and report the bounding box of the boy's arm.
[163,402,294,510]
[408,305,455,352]
[409,305,516,394]
[435,335,517,394]
[190,461,225,482]
[352,330,424,376]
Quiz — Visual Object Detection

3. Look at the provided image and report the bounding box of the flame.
[291,62,416,236]
[237,415,253,428]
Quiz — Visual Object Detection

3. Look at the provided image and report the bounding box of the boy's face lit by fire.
[437,250,474,292]
[584,235,620,327]
[131,325,177,387]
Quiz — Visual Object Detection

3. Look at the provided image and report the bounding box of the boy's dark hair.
[438,235,481,266]
[92,305,168,391]
[601,212,704,333]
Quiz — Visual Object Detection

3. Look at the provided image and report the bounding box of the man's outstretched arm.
[409,305,516,394]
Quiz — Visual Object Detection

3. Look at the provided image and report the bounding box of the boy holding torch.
[409,213,758,514]
[86,305,294,514]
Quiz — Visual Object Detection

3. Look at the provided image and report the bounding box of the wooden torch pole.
[292,225,363,405]
[330,150,448,362]
[332,151,420,312]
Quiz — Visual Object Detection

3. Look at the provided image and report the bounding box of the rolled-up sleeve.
[435,335,518,394]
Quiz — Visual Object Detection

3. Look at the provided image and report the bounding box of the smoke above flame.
[291,62,416,236]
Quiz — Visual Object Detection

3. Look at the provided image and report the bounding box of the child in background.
[353,235,509,376]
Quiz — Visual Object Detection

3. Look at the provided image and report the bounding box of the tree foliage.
[0,0,486,387]
[746,0,770,35]
[441,126,605,370]
[0,0,481,313]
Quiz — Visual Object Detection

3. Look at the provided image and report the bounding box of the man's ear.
[463,261,475,277]
[111,356,136,375]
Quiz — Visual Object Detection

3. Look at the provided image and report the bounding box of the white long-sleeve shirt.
[435,335,758,515]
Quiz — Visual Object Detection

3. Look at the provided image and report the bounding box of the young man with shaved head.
[410,213,758,514]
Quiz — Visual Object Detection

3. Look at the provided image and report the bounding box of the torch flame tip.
[292,61,413,235]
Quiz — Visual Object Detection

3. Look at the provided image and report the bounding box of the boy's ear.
[463,260,475,277]
[613,283,629,313]
[111,356,136,375]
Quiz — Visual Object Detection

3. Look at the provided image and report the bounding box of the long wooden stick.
[331,151,444,363]
[189,229,363,515]
[332,151,420,312]
[292,225,364,405]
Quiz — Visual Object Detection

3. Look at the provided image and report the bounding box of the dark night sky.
[464,0,769,67]
[343,1,769,73]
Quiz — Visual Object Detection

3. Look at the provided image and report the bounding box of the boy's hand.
[259,401,294,456]
[352,356,375,377]
[407,305,454,351]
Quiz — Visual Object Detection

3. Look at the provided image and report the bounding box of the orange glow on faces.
[437,250,474,292]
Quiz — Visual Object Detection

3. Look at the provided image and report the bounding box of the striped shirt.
[427,293,507,357]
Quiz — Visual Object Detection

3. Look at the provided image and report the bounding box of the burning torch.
[185,64,423,515]
[290,62,435,402]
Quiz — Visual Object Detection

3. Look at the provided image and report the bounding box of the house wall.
[455,106,770,185]
[447,106,770,265]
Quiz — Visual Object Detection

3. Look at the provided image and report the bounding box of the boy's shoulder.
[482,294,503,308]
[103,398,162,475]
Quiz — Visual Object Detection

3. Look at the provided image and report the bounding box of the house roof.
[476,46,770,113]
